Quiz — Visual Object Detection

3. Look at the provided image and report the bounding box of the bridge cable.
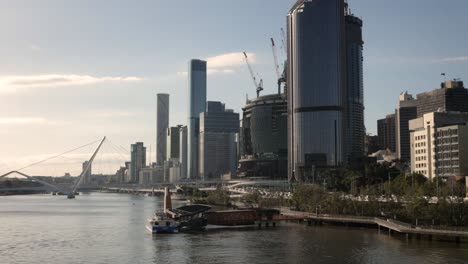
[13,139,102,173]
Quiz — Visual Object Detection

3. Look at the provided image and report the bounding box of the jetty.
[278,209,468,243]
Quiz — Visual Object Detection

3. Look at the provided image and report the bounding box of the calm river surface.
[1,193,467,264]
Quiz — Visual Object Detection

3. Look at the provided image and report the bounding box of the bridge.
[0,137,106,198]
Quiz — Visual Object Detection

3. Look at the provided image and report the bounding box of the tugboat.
[146,212,179,234]
[146,187,211,234]
[146,187,179,234]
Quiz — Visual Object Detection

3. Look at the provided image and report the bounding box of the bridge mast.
[68,136,106,198]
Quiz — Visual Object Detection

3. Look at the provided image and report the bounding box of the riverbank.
[276,209,468,244]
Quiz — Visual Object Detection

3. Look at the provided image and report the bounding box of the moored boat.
[146,212,179,234]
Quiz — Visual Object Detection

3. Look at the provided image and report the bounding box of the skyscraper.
[187,59,207,179]
[287,0,364,181]
[156,93,169,165]
[344,10,365,162]
[82,161,92,185]
[416,80,468,118]
[167,125,182,160]
[377,114,396,152]
[395,92,417,161]
[179,126,188,179]
[130,142,146,183]
[198,101,239,180]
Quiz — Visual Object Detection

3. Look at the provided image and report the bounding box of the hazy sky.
[1,0,467,176]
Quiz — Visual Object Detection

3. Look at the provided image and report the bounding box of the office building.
[344,8,365,163]
[377,114,396,152]
[409,112,468,179]
[365,135,379,155]
[239,93,288,178]
[199,101,239,179]
[187,59,207,179]
[287,0,364,181]
[395,92,417,161]
[139,165,164,185]
[156,93,169,165]
[179,126,188,179]
[82,161,92,185]
[416,80,468,118]
[124,161,131,183]
[114,167,126,183]
[167,125,182,160]
[130,142,146,183]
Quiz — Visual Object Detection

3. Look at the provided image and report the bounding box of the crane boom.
[243,51,263,97]
[280,28,287,57]
[243,52,258,88]
[271,38,281,80]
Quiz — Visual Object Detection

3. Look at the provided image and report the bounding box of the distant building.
[395,92,418,161]
[179,126,188,179]
[124,161,131,183]
[416,80,468,118]
[187,59,207,179]
[377,114,396,152]
[130,142,146,183]
[156,94,169,165]
[239,93,287,178]
[287,0,365,181]
[139,165,164,185]
[82,161,92,185]
[409,112,468,179]
[365,135,379,155]
[168,160,182,183]
[114,167,126,183]
[167,125,182,160]
[199,101,239,180]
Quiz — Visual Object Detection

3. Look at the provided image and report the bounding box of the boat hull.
[146,224,179,234]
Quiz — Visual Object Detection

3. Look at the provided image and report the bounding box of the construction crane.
[243,51,263,97]
[280,28,287,57]
[270,38,286,94]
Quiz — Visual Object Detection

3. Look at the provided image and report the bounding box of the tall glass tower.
[156,93,169,165]
[287,0,364,181]
[187,59,207,179]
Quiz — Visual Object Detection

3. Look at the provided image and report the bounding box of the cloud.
[0,74,142,93]
[439,56,468,63]
[0,117,53,125]
[177,52,256,77]
[92,111,139,118]
[29,44,42,52]
[207,69,236,75]
[206,52,256,69]
[368,55,468,65]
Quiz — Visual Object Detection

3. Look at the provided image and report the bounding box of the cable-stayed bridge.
[0,137,107,198]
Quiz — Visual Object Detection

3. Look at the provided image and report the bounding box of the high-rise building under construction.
[287,0,365,181]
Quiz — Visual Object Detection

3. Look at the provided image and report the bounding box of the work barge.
[155,187,281,232]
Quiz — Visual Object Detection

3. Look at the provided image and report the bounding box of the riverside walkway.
[278,209,468,241]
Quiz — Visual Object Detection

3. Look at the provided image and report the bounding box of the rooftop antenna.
[441,73,446,82]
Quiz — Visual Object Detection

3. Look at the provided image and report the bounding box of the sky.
[0,0,467,176]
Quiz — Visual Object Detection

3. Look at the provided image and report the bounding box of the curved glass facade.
[187,59,207,179]
[345,15,365,162]
[288,0,346,181]
[239,93,288,178]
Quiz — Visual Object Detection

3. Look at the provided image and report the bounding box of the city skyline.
[1,0,468,176]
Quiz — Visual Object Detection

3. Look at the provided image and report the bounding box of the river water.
[0,193,467,264]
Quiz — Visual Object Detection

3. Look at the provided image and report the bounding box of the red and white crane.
[243,51,263,98]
